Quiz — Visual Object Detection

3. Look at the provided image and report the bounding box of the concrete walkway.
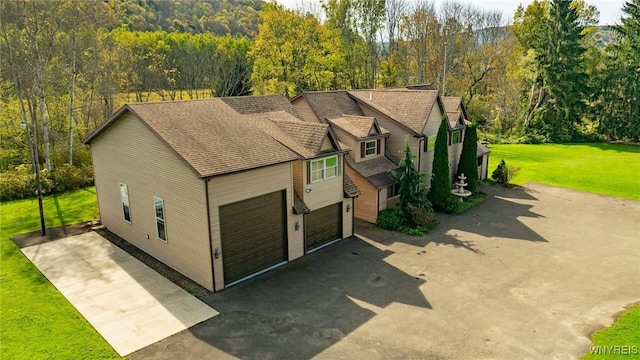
[21,231,218,356]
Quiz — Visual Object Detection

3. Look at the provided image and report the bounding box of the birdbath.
[451,173,472,202]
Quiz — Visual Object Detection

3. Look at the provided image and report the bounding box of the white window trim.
[364,140,377,157]
[309,155,339,183]
[154,196,167,242]
[119,183,131,223]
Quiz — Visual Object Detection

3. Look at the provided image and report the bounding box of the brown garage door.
[220,190,287,285]
[305,202,342,252]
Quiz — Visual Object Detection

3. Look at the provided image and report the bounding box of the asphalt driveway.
[130,183,640,359]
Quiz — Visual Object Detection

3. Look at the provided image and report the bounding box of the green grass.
[487,143,640,201]
[0,187,120,359]
[582,304,640,359]
[486,143,640,358]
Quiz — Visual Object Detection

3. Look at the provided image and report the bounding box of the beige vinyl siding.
[320,134,335,151]
[378,188,389,212]
[346,165,378,223]
[292,160,304,196]
[302,155,344,210]
[359,108,418,161]
[422,105,442,139]
[448,129,464,180]
[208,162,302,291]
[342,198,353,238]
[478,153,489,180]
[90,113,212,290]
[331,127,357,155]
[292,98,322,123]
[420,105,443,175]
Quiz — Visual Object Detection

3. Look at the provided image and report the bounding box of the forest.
[1,0,638,190]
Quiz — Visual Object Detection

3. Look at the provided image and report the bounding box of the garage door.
[305,202,342,252]
[220,190,287,285]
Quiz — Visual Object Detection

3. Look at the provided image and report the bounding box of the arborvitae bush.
[457,124,478,193]
[491,159,520,185]
[428,116,456,212]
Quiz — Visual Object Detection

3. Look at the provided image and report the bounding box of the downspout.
[204,178,215,291]
[417,136,424,173]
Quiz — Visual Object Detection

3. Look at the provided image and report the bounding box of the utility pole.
[442,40,447,96]
[21,120,46,237]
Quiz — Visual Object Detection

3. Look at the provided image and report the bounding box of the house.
[291,88,466,223]
[441,96,491,180]
[83,95,359,292]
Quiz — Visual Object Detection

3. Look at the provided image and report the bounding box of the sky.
[276,0,627,26]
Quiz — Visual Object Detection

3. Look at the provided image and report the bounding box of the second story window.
[365,140,377,156]
[361,139,380,158]
[309,155,339,183]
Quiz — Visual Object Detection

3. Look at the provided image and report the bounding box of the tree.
[457,124,478,192]
[428,116,455,212]
[594,0,640,141]
[391,136,430,210]
[514,0,595,141]
[250,4,343,96]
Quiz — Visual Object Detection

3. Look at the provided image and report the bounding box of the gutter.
[204,178,215,291]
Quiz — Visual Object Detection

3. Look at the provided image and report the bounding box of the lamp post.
[20,120,46,236]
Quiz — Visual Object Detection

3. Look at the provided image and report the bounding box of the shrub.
[457,124,479,193]
[0,164,93,202]
[51,164,93,193]
[406,203,434,227]
[428,115,455,211]
[491,159,520,185]
[376,208,405,230]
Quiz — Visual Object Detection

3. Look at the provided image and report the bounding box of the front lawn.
[487,143,640,201]
[0,187,120,359]
[583,304,640,359]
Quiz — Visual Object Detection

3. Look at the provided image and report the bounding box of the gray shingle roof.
[84,96,331,178]
[298,91,364,122]
[345,154,399,178]
[327,115,376,139]
[348,90,440,134]
[344,174,363,198]
[293,191,311,214]
[442,96,467,129]
[221,94,302,119]
[246,111,331,159]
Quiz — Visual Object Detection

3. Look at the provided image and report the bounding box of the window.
[309,155,339,183]
[120,183,131,223]
[365,140,377,157]
[387,183,400,198]
[361,139,381,158]
[424,136,437,152]
[154,196,167,241]
[451,130,462,144]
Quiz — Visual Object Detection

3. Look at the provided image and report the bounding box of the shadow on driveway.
[130,237,430,359]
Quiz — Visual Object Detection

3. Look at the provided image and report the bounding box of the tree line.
[1,0,638,176]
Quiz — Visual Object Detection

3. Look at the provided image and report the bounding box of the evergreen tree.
[595,0,640,141]
[531,0,588,141]
[391,136,430,210]
[457,124,478,193]
[428,116,454,211]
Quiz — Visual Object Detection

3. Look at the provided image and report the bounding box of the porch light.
[295,221,301,231]
[346,204,351,212]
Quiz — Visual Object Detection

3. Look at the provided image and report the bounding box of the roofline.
[346,92,420,136]
[201,158,297,180]
[83,104,210,178]
[290,93,332,124]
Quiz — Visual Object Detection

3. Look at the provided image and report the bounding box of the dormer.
[326,115,390,163]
